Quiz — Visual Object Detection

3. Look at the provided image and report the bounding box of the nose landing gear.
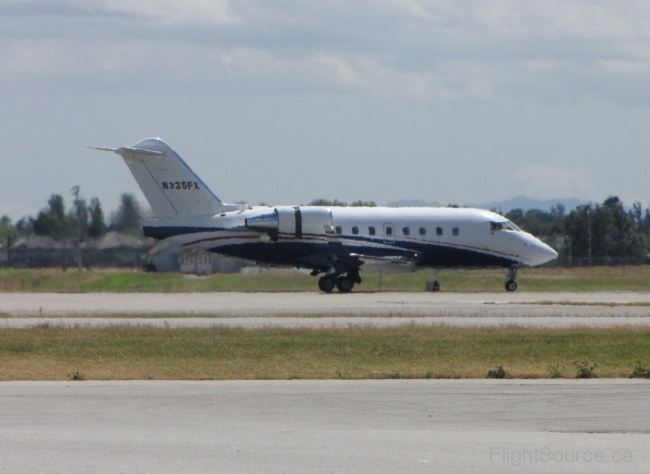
[505,267,518,292]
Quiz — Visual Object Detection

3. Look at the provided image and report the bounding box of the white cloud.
[102,0,239,26]
[1,0,650,103]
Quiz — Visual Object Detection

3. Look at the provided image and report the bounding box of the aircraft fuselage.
[143,205,557,271]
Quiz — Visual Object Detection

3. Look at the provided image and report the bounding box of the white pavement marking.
[0,380,648,474]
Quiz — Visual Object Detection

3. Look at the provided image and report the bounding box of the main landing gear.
[318,268,362,293]
[505,267,518,292]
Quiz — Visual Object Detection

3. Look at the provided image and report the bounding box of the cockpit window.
[490,221,519,232]
[507,220,521,232]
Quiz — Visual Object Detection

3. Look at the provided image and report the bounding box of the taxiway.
[0,380,648,473]
[2,292,650,327]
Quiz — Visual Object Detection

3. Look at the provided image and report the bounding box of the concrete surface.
[2,292,650,327]
[0,380,648,473]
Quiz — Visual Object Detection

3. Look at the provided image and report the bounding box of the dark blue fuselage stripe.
[213,241,516,269]
[144,226,518,268]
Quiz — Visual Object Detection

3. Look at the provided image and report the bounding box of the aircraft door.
[383,223,395,243]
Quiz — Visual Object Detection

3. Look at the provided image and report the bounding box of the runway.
[0,380,647,473]
[2,292,650,327]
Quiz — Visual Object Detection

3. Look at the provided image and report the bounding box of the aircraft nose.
[531,239,558,266]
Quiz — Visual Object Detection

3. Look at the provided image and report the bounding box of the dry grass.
[1,324,649,380]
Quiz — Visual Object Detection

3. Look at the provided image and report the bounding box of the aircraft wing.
[351,253,416,264]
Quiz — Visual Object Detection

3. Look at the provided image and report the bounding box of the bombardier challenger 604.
[93,138,557,292]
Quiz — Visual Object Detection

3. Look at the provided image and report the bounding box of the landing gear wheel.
[335,276,354,293]
[426,280,441,292]
[505,280,518,292]
[318,276,336,293]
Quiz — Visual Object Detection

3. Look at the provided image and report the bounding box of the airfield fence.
[544,257,649,268]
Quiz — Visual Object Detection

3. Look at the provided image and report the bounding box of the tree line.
[0,192,146,248]
[0,194,373,248]
[3,193,649,264]
[504,196,648,262]
[308,198,377,207]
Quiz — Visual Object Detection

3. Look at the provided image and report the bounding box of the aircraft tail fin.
[91,138,225,219]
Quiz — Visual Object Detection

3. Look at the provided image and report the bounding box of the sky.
[1,1,650,220]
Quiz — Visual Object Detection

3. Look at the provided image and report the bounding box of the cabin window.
[453,227,459,236]
[403,227,410,236]
[369,226,375,236]
[352,226,359,235]
[335,226,342,235]
[419,227,426,236]
[386,226,393,236]
[436,227,443,236]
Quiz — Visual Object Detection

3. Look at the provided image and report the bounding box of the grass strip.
[1,324,649,380]
[2,266,650,293]
[2,313,440,319]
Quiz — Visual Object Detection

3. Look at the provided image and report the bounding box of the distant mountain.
[386,195,594,213]
[473,196,595,213]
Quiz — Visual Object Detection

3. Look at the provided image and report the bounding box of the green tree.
[505,204,564,237]
[0,215,18,249]
[349,200,377,207]
[629,201,644,233]
[563,197,645,261]
[48,194,65,221]
[111,193,144,236]
[505,208,525,227]
[87,197,107,238]
[14,217,33,236]
[32,194,72,239]
[308,198,348,207]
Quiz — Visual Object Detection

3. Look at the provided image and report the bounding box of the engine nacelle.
[245,206,334,240]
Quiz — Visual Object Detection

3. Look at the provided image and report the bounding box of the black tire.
[505,280,518,292]
[335,276,354,293]
[318,276,336,293]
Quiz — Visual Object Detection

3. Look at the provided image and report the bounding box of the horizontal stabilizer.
[89,146,164,156]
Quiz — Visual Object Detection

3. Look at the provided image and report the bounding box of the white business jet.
[93,138,558,292]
